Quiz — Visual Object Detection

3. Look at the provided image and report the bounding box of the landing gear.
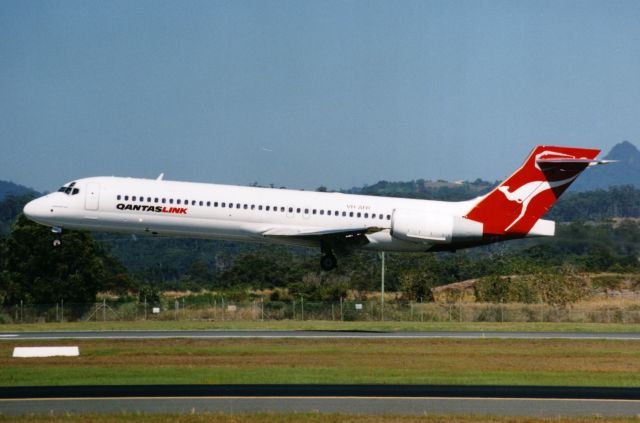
[320,253,337,271]
[320,240,338,271]
[52,226,62,247]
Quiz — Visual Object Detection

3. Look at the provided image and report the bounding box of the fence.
[3,299,640,324]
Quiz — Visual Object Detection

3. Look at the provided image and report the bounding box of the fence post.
[103,298,106,322]
[56,303,59,322]
[331,303,335,321]
[144,297,147,321]
[340,297,343,321]
[301,297,304,321]
[20,300,23,322]
[410,302,413,321]
[61,299,64,323]
[261,297,264,322]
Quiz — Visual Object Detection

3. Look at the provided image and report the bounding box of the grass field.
[1,338,640,387]
[1,414,639,423]
[2,320,640,333]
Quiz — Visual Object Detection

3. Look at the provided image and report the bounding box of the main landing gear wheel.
[320,253,337,271]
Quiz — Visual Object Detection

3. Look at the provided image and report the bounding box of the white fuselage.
[24,176,480,253]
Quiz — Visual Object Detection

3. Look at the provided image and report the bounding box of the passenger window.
[342,211,346,217]
[124,195,129,201]
[364,213,369,218]
[296,208,300,213]
[244,204,248,209]
[177,199,181,205]
[132,196,137,201]
[214,202,219,207]
[334,210,338,216]
[258,205,263,210]
[251,205,255,210]
[280,207,285,212]
[357,212,361,218]
[320,210,324,215]
[154,198,159,203]
[288,207,293,213]
[117,195,121,200]
[265,206,270,211]
[221,203,226,208]
[207,201,211,207]
[349,212,354,217]
[304,209,309,214]
[236,204,241,209]
[386,215,391,220]
[147,197,152,202]
[162,198,166,204]
[229,203,233,208]
[199,201,204,206]
[313,209,317,215]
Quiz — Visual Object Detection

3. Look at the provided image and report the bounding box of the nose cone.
[23,198,47,222]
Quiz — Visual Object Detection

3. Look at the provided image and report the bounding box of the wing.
[261,225,384,253]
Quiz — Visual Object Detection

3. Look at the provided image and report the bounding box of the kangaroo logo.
[498,175,578,231]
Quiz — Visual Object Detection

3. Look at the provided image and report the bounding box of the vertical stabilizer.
[465,146,601,236]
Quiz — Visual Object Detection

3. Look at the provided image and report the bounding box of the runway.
[3,331,639,416]
[2,329,640,340]
[1,385,640,417]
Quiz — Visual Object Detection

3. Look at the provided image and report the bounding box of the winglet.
[156,173,164,181]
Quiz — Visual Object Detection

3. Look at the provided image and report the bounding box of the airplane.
[23,146,611,270]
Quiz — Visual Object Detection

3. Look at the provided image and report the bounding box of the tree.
[2,215,133,305]
[529,266,588,307]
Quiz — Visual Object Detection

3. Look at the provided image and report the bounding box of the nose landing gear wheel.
[320,253,337,271]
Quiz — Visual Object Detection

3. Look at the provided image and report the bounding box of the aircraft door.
[85,183,100,211]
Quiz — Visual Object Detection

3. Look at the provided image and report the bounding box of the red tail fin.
[465,146,600,236]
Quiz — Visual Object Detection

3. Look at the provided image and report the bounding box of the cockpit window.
[59,181,80,196]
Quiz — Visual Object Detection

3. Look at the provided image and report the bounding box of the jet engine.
[390,209,483,244]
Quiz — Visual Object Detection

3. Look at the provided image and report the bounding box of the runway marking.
[0,334,17,337]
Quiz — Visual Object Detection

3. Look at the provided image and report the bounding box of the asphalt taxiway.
[1,385,639,417]
[2,329,640,340]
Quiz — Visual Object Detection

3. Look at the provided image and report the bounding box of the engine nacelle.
[391,209,483,244]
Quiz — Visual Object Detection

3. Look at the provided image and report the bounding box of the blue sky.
[2,0,640,192]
